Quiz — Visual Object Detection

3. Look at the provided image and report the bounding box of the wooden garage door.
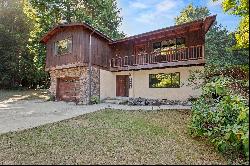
[56,77,80,102]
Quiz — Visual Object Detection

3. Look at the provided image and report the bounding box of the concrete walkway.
[0,100,191,134]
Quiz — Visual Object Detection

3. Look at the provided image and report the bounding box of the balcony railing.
[110,45,204,70]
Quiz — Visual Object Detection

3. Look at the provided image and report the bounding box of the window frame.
[54,36,73,56]
[149,72,180,88]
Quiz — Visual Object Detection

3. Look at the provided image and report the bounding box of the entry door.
[116,75,129,97]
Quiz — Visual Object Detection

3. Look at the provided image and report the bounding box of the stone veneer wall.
[49,66,100,104]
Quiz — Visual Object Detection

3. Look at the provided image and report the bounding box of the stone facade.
[49,66,100,104]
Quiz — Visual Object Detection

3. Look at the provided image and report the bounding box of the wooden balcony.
[110,45,205,71]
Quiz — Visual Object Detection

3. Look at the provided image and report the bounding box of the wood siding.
[111,29,204,59]
[45,25,205,70]
[45,26,112,69]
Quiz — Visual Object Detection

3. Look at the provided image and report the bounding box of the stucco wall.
[100,69,116,99]
[100,66,204,101]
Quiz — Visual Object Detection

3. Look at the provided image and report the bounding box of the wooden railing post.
[202,44,205,60]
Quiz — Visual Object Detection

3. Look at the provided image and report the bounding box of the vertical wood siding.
[45,26,205,69]
[111,29,205,59]
[45,26,112,69]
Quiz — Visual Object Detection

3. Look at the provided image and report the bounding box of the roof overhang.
[40,15,216,44]
[110,15,216,44]
[40,23,113,43]
[203,15,217,33]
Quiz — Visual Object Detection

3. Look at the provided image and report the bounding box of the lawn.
[0,109,227,165]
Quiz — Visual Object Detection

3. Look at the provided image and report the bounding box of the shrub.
[189,76,249,160]
[90,96,100,104]
[47,94,56,101]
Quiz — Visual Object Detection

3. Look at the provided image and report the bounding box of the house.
[41,15,216,104]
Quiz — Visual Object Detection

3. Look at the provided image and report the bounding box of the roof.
[40,15,216,44]
[111,15,216,44]
[40,22,113,43]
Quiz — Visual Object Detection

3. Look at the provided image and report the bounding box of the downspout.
[88,29,95,104]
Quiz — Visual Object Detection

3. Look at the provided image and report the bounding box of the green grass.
[0,109,227,165]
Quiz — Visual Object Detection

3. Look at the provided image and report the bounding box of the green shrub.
[189,76,249,160]
[47,94,56,101]
[90,96,100,104]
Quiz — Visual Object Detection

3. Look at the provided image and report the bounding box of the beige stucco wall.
[100,69,116,99]
[100,66,204,101]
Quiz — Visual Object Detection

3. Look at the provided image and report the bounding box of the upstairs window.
[54,37,72,55]
[149,72,180,88]
[134,44,147,55]
[153,37,185,55]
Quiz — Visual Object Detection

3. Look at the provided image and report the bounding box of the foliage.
[189,76,249,160]
[175,4,210,25]
[177,3,249,162]
[0,0,39,88]
[235,15,249,49]
[90,96,100,104]
[47,94,56,101]
[213,0,249,48]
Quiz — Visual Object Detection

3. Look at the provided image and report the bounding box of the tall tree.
[0,0,36,88]
[213,0,249,48]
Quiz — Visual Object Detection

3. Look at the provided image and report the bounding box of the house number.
[129,78,132,88]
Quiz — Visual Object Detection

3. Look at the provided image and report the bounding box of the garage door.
[56,77,80,102]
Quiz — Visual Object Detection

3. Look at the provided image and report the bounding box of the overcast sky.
[117,0,240,36]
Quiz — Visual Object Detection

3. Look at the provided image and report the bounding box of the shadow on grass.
[0,89,50,103]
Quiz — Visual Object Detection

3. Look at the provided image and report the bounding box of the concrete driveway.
[0,99,191,134]
[0,100,109,134]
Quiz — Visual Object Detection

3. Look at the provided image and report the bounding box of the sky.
[117,0,240,36]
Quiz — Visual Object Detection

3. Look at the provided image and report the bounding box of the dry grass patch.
[0,109,227,165]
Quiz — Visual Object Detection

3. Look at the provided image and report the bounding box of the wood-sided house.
[41,15,216,104]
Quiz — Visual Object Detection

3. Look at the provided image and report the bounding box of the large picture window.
[54,37,72,55]
[149,72,180,88]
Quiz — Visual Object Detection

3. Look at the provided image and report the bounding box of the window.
[134,44,146,55]
[54,37,72,55]
[152,37,185,55]
[153,42,161,52]
[149,72,180,88]
[176,37,185,48]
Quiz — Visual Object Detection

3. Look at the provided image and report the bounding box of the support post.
[88,30,95,104]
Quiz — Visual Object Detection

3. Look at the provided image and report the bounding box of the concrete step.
[102,97,129,104]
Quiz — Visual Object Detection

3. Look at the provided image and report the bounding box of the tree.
[175,4,210,25]
[213,0,249,48]
[0,0,36,88]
